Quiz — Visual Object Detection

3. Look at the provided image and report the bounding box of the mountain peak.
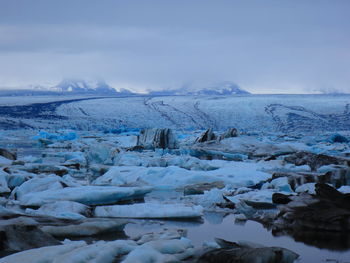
[148,81,250,96]
[53,79,117,94]
[194,81,250,95]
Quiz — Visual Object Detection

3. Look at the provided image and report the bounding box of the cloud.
[0,1,349,93]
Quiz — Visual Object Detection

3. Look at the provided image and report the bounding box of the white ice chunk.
[0,156,12,165]
[19,186,152,206]
[227,189,275,204]
[41,218,127,237]
[122,237,193,263]
[25,201,89,220]
[15,175,64,200]
[53,240,136,263]
[267,177,293,193]
[0,241,86,263]
[338,185,350,194]
[0,240,137,263]
[94,162,271,189]
[95,203,203,218]
[295,183,316,194]
[116,135,138,148]
[86,144,117,165]
[0,170,10,194]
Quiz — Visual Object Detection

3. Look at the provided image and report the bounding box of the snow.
[94,203,203,218]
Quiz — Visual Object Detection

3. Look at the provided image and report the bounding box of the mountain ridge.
[0,80,251,96]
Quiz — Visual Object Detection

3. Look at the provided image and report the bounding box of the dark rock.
[265,155,277,161]
[195,128,216,143]
[272,184,350,232]
[244,200,277,209]
[218,128,238,140]
[62,163,81,170]
[284,151,345,171]
[40,218,127,237]
[183,181,225,195]
[0,148,16,160]
[126,145,145,152]
[198,238,299,263]
[188,148,245,161]
[0,225,60,252]
[329,133,349,143]
[25,164,69,177]
[315,183,350,209]
[272,193,292,204]
[216,195,235,209]
[272,168,349,191]
[38,138,54,146]
[137,128,177,149]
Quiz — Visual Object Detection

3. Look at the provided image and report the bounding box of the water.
[1,134,350,262]
[0,131,42,158]
[125,190,350,263]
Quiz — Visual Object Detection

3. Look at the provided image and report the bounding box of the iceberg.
[25,201,89,220]
[19,186,152,206]
[40,218,127,237]
[94,203,203,218]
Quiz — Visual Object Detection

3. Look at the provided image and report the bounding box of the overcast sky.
[0,0,349,93]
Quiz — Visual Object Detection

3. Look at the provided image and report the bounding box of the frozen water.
[94,203,203,218]
[19,186,152,206]
[25,201,89,220]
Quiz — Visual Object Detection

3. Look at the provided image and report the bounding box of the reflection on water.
[0,133,42,158]
[126,190,350,263]
[273,228,350,251]
[186,214,350,262]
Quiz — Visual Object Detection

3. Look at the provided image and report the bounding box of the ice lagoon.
[0,94,350,262]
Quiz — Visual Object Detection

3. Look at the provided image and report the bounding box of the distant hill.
[52,80,117,94]
[0,80,134,96]
[0,80,250,97]
[148,81,250,96]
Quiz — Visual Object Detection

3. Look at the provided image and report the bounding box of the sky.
[0,0,349,94]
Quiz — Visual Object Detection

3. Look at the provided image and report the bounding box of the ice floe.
[94,203,203,219]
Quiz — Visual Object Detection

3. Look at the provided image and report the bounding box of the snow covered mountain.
[52,80,118,94]
[0,80,135,96]
[148,81,250,96]
[193,81,250,95]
